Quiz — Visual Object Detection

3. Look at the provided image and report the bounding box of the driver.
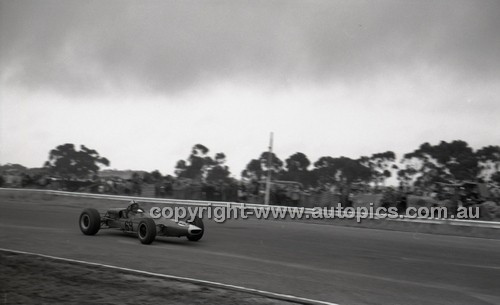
[126,200,141,217]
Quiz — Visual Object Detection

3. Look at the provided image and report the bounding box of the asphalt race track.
[1,197,499,305]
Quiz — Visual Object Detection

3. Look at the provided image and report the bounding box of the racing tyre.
[138,219,156,244]
[187,216,204,242]
[79,208,101,235]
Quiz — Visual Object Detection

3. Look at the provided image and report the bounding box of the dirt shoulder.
[0,251,300,305]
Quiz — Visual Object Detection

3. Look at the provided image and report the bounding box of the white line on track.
[0,247,339,305]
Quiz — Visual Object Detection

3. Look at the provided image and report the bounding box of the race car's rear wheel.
[79,208,101,235]
[138,219,156,244]
[187,216,204,242]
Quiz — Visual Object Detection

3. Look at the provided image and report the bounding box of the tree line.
[40,140,500,188]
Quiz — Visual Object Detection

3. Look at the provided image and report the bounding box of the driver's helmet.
[129,200,140,212]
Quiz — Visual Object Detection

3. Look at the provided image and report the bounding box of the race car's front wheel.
[79,208,101,235]
[138,219,156,244]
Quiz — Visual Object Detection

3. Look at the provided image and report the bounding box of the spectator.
[291,185,301,206]
[237,184,248,202]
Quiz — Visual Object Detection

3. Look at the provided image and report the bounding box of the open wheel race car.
[79,201,204,244]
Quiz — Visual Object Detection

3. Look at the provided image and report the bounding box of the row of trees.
[398,141,500,187]
[39,141,500,189]
[175,140,500,188]
[241,151,395,187]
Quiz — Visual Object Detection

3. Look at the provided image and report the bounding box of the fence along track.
[1,187,499,228]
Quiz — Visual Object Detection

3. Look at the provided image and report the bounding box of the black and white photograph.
[1,1,499,304]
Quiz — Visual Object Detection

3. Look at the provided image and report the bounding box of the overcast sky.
[1,0,499,177]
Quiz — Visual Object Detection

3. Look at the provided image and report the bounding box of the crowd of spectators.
[1,170,499,216]
[0,170,362,207]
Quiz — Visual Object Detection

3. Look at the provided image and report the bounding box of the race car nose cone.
[188,224,202,235]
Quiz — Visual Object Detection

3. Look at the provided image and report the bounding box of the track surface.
[1,197,499,305]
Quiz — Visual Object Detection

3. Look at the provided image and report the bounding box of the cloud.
[1,0,500,96]
[2,1,499,176]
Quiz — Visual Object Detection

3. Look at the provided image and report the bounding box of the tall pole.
[264,132,273,205]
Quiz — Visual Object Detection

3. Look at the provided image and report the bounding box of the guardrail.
[1,187,499,229]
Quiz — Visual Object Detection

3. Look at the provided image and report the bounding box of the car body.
[79,201,204,244]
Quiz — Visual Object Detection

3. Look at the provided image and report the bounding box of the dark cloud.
[1,0,500,95]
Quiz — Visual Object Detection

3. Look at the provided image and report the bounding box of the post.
[264,132,273,205]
